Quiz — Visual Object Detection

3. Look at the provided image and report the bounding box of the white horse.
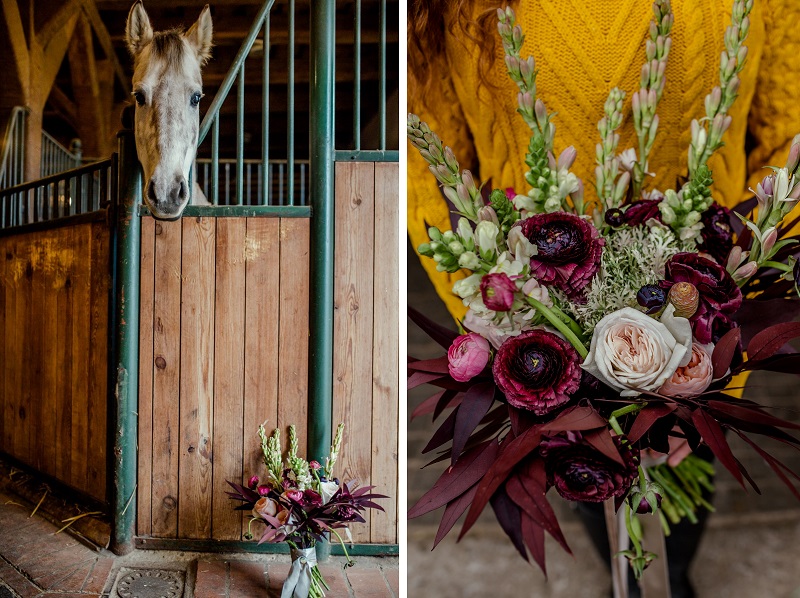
[125,1,212,219]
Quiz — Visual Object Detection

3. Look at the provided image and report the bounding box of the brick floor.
[0,494,398,597]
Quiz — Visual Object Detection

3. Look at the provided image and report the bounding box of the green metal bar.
[309,1,334,566]
[198,0,276,145]
[237,66,245,205]
[111,129,141,556]
[379,0,386,149]
[262,15,270,205]
[138,204,310,218]
[353,0,361,151]
[133,538,399,556]
[287,0,296,206]
[333,149,399,163]
[212,117,219,205]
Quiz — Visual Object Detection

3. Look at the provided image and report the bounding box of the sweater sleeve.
[407,60,477,321]
[744,0,800,202]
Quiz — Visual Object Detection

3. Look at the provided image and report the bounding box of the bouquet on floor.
[226,423,386,598]
[408,0,800,578]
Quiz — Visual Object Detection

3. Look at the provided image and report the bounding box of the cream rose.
[252,496,281,520]
[582,305,692,397]
[659,343,714,397]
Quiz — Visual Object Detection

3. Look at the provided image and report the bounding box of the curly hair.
[408,0,507,102]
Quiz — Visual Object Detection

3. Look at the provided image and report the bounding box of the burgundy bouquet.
[227,424,386,598]
[408,0,800,583]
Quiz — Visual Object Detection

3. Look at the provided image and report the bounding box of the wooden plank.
[36,229,58,480]
[29,233,46,475]
[370,163,399,543]
[55,226,74,487]
[277,218,310,452]
[70,225,91,493]
[137,216,156,536]
[0,237,5,452]
[17,234,34,466]
[211,218,247,540]
[86,222,108,501]
[213,218,250,537]
[178,216,216,539]
[4,236,19,457]
[150,219,183,537]
[241,218,280,538]
[332,162,375,543]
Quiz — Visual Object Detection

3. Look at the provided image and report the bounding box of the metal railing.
[0,107,27,190]
[0,157,115,229]
[194,158,308,206]
[41,131,82,178]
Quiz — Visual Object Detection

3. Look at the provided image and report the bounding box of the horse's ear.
[185,5,213,66]
[126,1,153,56]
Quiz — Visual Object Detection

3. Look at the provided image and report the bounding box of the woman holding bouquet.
[408,0,800,596]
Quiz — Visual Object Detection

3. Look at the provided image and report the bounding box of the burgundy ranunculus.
[621,199,662,227]
[540,431,639,502]
[518,212,604,299]
[480,272,517,311]
[697,202,734,264]
[492,330,581,415]
[303,489,323,507]
[660,252,742,344]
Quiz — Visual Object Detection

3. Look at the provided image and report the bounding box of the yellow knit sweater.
[408,0,800,321]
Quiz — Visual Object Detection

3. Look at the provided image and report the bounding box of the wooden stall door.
[137,216,310,541]
[0,222,109,503]
[333,161,399,544]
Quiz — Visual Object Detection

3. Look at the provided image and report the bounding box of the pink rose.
[480,273,516,312]
[659,343,713,397]
[447,333,491,382]
[252,496,281,520]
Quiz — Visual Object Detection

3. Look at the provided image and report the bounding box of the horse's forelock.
[151,29,185,69]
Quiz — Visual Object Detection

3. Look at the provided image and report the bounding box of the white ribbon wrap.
[281,547,318,598]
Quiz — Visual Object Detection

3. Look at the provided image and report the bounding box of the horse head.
[125,1,212,219]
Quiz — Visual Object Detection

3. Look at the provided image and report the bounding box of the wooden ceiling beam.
[1,0,31,101]
[36,0,80,46]
[47,84,79,127]
[80,0,131,95]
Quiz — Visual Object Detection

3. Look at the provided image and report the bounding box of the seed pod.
[669,281,700,318]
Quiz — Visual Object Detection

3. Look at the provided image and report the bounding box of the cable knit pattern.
[408,0,800,320]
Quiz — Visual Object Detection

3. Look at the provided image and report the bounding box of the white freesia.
[489,252,525,276]
[453,274,481,299]
[581,305,693,397]
[319,480,340,505]
[507,226,538,264]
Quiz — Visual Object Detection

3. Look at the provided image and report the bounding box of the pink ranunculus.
[256,484,271,496]
[252,496,281,520]
[308,460,322,471]
[248,475,260,489]
[480,272,517,312]
[283,489,304,504]
[659,343,714,397]
[447,333,491,382]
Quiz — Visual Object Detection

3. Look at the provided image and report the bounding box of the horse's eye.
[190,92,202,107]
[133,91,145,106]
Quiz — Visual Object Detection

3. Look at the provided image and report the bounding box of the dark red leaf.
[509,406,539,436]
[628,403,677,443]
[452,384,496,465]
[408,306,459,350]
[584,428,623,466]
[407,356,451,374]
[712,327,741,379]
[422,407,458,454]
[434,390,462,420]
[540,405,607,433]
[410,390,460,421]
[460,427,543,539]
[741,353,800,375]
[735,299,800,348]
[747,322,800,362]
[490,488,528,562]
[433,485,478,549]
[408,370,444,390]
[736,432,800,500]
[706,400,800,431]
[408,438,501,519]
[691,409,744,488]
[520,511,547,575]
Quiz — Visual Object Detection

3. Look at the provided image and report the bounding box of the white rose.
[319,480,340,505]
[581,305,693,397]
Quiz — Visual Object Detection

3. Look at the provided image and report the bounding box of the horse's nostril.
[179,179,187,201]
[147,179,157,202]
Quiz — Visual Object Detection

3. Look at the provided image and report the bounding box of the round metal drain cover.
[117,569,184,598]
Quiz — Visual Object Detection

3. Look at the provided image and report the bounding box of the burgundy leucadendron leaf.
[410,389,460,421]
[422,407,459,454]
[741,353,800,375]
[735,299,800,347]
[408,370,444,390]
[433,485,479,549]
[712,327,741,379]
[421,405,510,469]
[628,403,677,443]
[408,306,459,350]
[584,428,623,466]
[747,322,800,362]
[706,399,800,431]
[490,488,528,562]
[407,356,451,374]
[736,432,800,500]
[691,409,744,488]
[539,405,607,434]
[521,510,547,575]
[408,437,501,518]
[451,383,496,465]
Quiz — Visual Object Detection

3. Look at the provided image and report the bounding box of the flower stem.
[329,528,355,567]
[527,298,588,358]
[607,403,643,437]
[761,260,792,272]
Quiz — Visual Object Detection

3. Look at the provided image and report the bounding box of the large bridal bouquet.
[227,424,386,598]
[408,0,800,578]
